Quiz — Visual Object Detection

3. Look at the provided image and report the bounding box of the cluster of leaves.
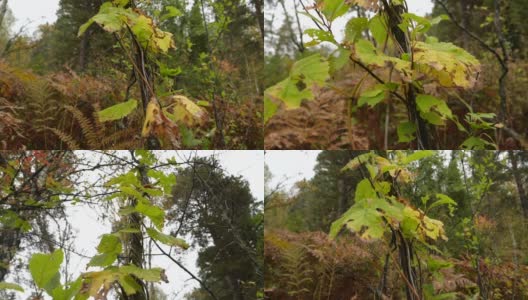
[330,151,456,244]
[0,151,190,298]
[264,0,499,149]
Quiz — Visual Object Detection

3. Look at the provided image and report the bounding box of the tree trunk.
[382,0,429,149]
[122,165,149,300]
[509,151,528,218]
[252,0,264,42]
[337,178,347,215]
[0,0,7,30]
[78,30,89,72]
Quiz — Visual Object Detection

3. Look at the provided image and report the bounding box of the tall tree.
[52,0,110,71]
[167,157,261,300]
[509,151,528,218]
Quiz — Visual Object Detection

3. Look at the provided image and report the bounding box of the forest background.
[265,150,528,299]
[0,0,264,150]
[264,0,528,150]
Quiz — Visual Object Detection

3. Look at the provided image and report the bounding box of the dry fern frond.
[64,105,98,147]
[265,87,369,149]
[43,126,80,149]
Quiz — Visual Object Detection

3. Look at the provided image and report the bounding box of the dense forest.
[0,150,264,299]
[265,150,528,299]
[0,0,263,150]
[264,0,528,150]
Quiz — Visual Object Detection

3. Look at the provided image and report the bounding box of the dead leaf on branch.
[142,98,181,149]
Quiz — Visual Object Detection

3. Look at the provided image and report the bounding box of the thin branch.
[149,237,219,300]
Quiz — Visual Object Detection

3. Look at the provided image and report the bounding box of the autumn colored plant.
[264,0,499,149]
[330,151,458,299]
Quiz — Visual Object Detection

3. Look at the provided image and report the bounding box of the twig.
[150,238,219,300]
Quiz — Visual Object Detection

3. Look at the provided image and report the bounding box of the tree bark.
[252,0,264,42]
[0,0,7,30]
[509,151,528,218]
[78,29,89,72]
[381,0,429,149]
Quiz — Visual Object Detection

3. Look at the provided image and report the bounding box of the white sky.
[8,0,60,34]
[8,150,263,300]
[266,0,434,53]
[265,150,320,192]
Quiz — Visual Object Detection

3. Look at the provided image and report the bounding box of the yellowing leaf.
[153,29,175,53]
[354,0,379,11]
[142,99,181,149]
[413,41,480,88]
[164,95,208,127]
[146,228,189,249]
[80,266,166,297]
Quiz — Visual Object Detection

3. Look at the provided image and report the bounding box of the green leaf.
[341,153,374,171]
[97,99,138,122]
[319,0,349,21]
[51,277,82,300]
[88,253,118,267]
[357,85,386,107]
[91,5,128,33]
[430,194,457,215]
[118,275,142,295]
[146,169,176,194]
[119,265,164,282]
[354,179,376,201]
[369,14,390,48]
[29,249,63,293]
[330,202,385,240]
[146,228,189,249]
[399,13,431,34]
[345,17,369,42]
[353,39,410,72]
[397,122,416,143]
[461,137,493,150]
[136,200,165,230]
[97,234,122,254]
[416,94,452,125]
[161,5,182,21]
[400,150,435,165]
[305,29,337,46]
[0,282,24,292]
[88,234,122,267]
[264,54,329,110]
[113,0,130,7]
[78,19,95,37]
[431,14,449,26]
[263,97,278,123]
[329,47,351,73]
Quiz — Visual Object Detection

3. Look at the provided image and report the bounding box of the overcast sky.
[8,150,263,300]
[265,150,321,192]
[8,0,60,33]
[9,0,433,35]
[266,0,434,53]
